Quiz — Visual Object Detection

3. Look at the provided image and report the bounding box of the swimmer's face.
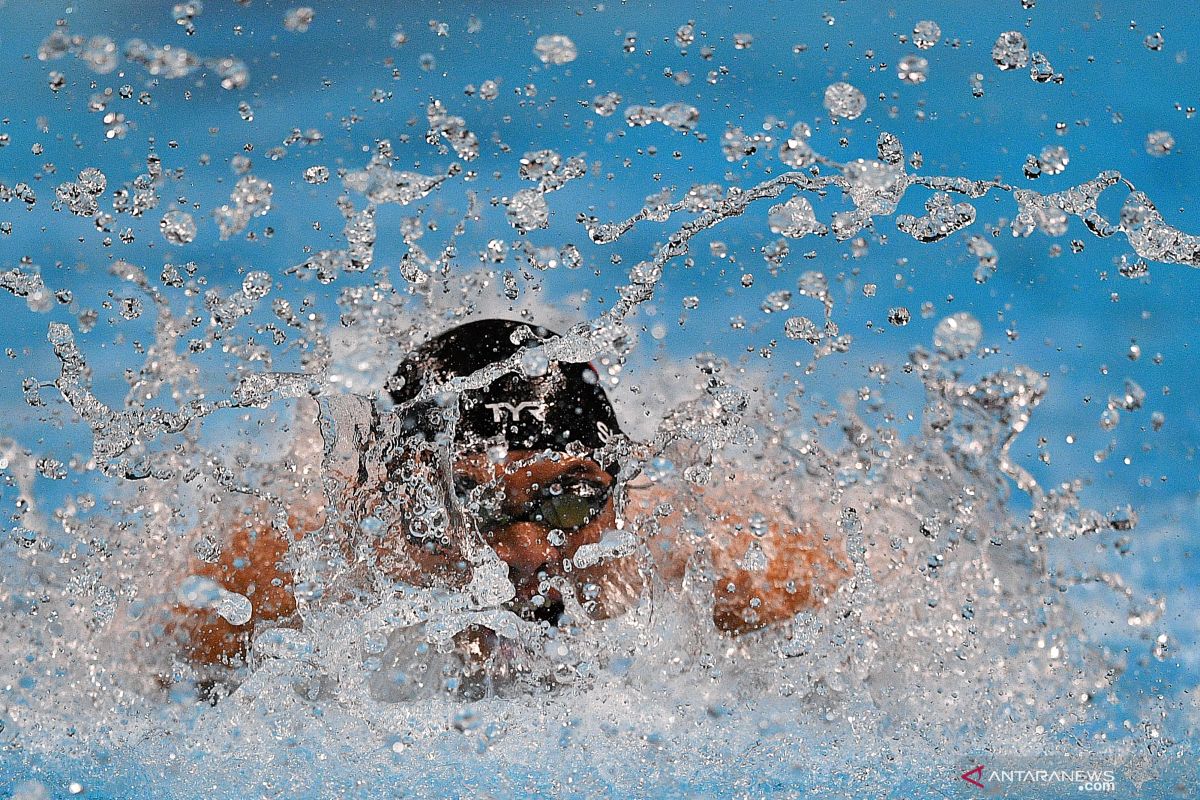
[452,451,617,623]
[383,450,617,624]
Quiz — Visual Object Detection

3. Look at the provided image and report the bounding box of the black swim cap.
[389,318,621,458]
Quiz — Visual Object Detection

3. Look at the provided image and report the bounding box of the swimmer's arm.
[168,401,334,668]
[169,516,303,667]
[629,482,849,636]
[704,511,848,636]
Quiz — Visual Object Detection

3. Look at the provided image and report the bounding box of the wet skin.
[171,450,638,666]
[447,451,628,623]
[170,450,848,668]
[371,450,635,625]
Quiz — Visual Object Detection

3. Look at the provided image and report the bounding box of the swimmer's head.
[385,319,632,624]
[389,318,621,467]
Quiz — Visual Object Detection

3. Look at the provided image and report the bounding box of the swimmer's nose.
[488,522,558,585]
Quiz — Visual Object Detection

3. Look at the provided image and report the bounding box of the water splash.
[0,6,1195,798]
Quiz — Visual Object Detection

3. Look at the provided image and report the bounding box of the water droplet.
[823,81,866,120]
[877,132,905,165]
[1144,130,1174,156]
[675,21,695,49]
[784,316,821,343]
[213,56,249,90]
[176,575,221,608]
[80,35,118,74]
[738,541,768,572]
[969,72,985,97]
[768,196,828,238]
[284,7,315,33]
[215,590,253,626]
[9,780,50,800]
[992,31,1029,71]
[624,102,700,133]
[967,234,998,283]
[215,175,273,239]
[761,290,792,314]
[519,349,550,377]
[534,34,577,65]
[304,165,330,184]
[1038,144,1069,175]
[35,458,67,480]
[505,188,549,233]
[191,534,221,563]
[912,20,941,50]
[159,209,196,245]
[518,150,562,182]
[1029,51,1058,83]
[779,121,817,167]
[897,54,929,84]
[427,99,479,161]
[241,271,272,300]
[77,167,106,195]
[896,193,976,242]
[1116,378,1145,411]
[932,312,982,359]
[1107,505,1138,531]
[592,91,621,117]
[172,1,203,31]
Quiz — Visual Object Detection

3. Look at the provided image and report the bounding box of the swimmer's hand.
[169,517,301,667]
[629,481,850,636]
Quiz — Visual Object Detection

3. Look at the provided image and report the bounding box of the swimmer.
[169,319,849,680]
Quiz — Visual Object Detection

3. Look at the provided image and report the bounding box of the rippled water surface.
[0,1,1198,798]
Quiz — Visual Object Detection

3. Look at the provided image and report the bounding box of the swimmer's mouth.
[509,584,566,626]
[499,557,571,626]
[531,594,566,625]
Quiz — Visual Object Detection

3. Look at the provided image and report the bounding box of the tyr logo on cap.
[484,400,548,423]
[390,319,622,457]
